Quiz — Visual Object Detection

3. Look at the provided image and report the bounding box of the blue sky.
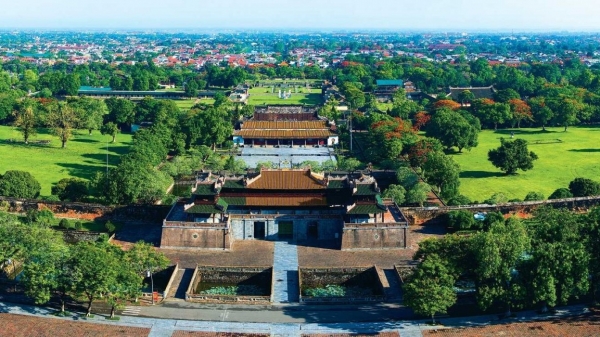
[1,0,600,31]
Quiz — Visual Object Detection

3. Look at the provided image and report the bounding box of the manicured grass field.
[173,98,215,110]
[247,87,322,105]
[450,126,600,201]
[0,126,132,196]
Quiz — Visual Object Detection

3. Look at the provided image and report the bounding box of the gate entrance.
[278,221,293,239]
[254,221,265,239]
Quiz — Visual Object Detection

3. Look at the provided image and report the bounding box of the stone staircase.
[271,241,299,304]
[375,266,403,302]
[166,268,195,300]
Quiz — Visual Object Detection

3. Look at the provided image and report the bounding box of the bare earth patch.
[0,313,150,337]
[424,311,600,337]
[159,240,275,269]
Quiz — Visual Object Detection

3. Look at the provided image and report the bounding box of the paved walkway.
[272,241,299,304]
[0,301,593,337]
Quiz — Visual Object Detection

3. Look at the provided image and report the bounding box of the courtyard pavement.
[271,241,299,303]
[239,146,336,168]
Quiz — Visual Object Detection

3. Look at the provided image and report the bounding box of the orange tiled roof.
[247,170,325,190]
[236,129,334,139]
[245,195,327,206]
[242,121,327,129]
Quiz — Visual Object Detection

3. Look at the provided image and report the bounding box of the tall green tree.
[528,97,554,131]
[125,241,170,279]
[426,108,478,152]
[524,207,590,311]
[406,182,431,207]
[47,101,78,148]
[403,254,457,324]
[13,105,37,144]
[473,218,529,316]
[488,138,538,174]
[21,236,72,313]
[548,97,585,131]
[101,122,119,143]
[422,152,460,200]
[70,241,120,317]
[383,184,406,205]
[74,97,108,135]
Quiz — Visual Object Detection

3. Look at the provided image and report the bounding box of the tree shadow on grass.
[569,148,600,153]
[89,145,130,156]
[71,138,99,144]
[460,170,506,179]
[56,162,101,180]
[81,153,123,165]
[494,129,557,135]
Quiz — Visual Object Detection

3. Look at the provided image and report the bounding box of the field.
[174,98,215,110]
[0,126,132,196]
[451,127,600,201]
[247,87,322,105]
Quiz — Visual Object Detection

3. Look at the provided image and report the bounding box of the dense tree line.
[0,212,169,317]
[404,206,600,322]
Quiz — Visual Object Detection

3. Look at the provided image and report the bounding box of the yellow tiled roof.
[247,170,326,190]
[236,129,335,139]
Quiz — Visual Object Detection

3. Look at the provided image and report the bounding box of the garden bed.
[299,267,384,304]
[186,266,272,304]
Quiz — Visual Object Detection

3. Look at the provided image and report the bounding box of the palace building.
[161,169,409,250]
[233,105,339,147]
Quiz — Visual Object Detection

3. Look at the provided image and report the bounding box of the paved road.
[0,300,592,337]
[140,301,413,323]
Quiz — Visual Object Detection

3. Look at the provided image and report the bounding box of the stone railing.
[163,221,228,228]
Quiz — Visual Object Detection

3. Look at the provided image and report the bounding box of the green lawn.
[451,126,600,202]
[247,87,322,106]
[0,126,132,196]
[174,99,215,111]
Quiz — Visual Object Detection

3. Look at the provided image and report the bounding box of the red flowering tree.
[407,137,444,168]
[368,118,418,162]
[433,100,461,111]
[413,111,431,131]
[509,99,533,128]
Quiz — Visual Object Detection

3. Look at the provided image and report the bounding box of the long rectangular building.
[233,105,339,147]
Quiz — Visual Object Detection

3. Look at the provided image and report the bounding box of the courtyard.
[238,146,336,168]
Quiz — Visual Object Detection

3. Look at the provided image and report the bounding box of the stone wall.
[56,229,106,243]
[160,226,230,249]
[340,224,408,250]
[401,195,600,225]
[0,197,171,222]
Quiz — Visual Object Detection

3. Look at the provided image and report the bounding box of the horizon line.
[1,27,600,34]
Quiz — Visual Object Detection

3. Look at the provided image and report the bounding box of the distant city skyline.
[1,0,600,32]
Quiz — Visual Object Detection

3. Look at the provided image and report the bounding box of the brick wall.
[401,195,600,225]
[341,225,408,250]
[160,226,230,249]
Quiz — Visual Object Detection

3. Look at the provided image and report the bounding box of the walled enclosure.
[299,267,385,303]
[186,266,272,304]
